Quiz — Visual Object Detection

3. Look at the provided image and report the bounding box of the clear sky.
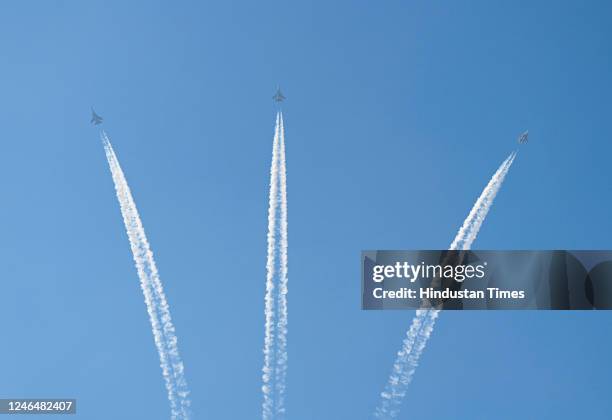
[0,1,611,419]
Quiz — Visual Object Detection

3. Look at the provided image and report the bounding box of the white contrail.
[262,112,290,419]
[275,112,289,417]
[102,131,191,420]
[262,114,281,420]
[450,151,516,250]
[375,151,517,419]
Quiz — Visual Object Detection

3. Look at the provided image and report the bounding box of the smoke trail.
[102,131,191,420]
[450,152,516,250]
[262,111,290,419]
[274,113,289,417]
[262,114,281,420]
[375,152,517,419]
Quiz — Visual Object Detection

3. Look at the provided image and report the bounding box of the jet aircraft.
[91,108,103,125]
[273,87,286,102]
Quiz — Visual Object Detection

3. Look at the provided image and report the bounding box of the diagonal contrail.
[262,113,281,420]
[375,151,517,419]
[450,152,516,250]
[275,113,289,417]
[102,131,191,420]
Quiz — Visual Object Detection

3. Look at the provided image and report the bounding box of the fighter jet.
[90,108,103,125]
[517,130,529,144]
[273,87,286,102]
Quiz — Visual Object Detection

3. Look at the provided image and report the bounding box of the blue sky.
[0,1,611,419]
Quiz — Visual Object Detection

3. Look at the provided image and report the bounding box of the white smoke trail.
[450,152,516,250]
[102,131,191,420]
[262,114,281,420]
[375,151,517,419]
[274,112,289,417]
